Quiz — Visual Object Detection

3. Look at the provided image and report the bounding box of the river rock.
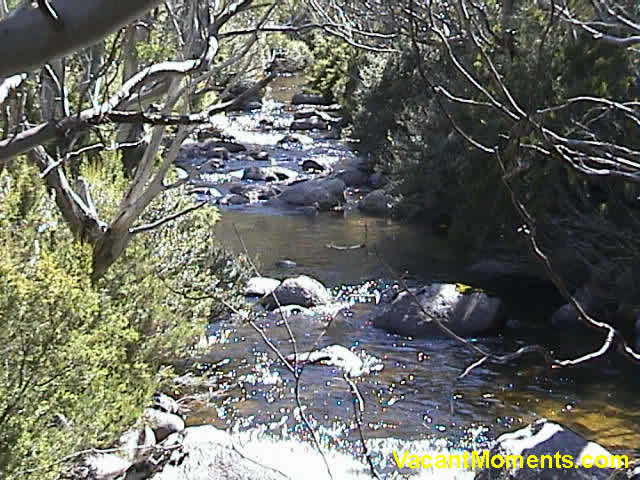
[258,118,274,129]
[119,426,156,462]
[204,140,246,153]
[372,283,506,337]
[229,183,281,199]
[268,304,314,319]
[369,172,388,189]
[277,133,313,147]
[242,101,263,111]
[276,259,297,268]
[152,393,181,415]
[187,186,223,198]
[551,283,607,329]
[219,194,249,205]
[293,109,342,124]
[277,177,346,210]
[242,166,297,182]
[180,144,229,162]
[245,277,281,297]
[195,126,223,142]
[142,408,185,442]
[358,189,392,215]
[286,345,383,377]
[80,453,132,480]
[291,92,332,105]
[335,167,370,187]
[293,109,320,119]
[174,151,223,172]
[301,158,332,172]
[378,284,401,304]
[323,128,342,140]
[261,275,332,310]
[290,117,328,131]
[475,419,622,480]
[152,426,284,480]
[249,150,270,161]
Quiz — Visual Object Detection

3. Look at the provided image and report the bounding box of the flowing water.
[183,76,640,467]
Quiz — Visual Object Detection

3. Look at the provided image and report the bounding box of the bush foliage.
[0,161,249,479]
[345,0,640,296]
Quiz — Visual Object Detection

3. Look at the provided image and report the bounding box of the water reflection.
[214,209,464,287]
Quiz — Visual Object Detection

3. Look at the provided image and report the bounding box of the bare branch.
[0,73,26,105]
[0,0,164,76]
[130,201,207,234]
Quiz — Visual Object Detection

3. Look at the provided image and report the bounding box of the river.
[181,75,640,468]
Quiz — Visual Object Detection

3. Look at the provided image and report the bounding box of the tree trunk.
[118,24,147,177]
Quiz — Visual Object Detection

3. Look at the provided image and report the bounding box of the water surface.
[186,75,640,465]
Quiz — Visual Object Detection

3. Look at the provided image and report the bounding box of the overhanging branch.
[0,0,164,76]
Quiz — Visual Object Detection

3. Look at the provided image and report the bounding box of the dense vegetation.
[0,160,248,479]
[306,0,640,316]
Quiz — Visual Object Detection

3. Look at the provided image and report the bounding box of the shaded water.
[215,210,462,286]
[188,76,640,463]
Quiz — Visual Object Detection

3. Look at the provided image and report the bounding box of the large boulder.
[142,408,185,442]
[248,150,270,161]
[79,453,132,480]
[335,167,370,187]
[244,277,281,297]
[277,178,346,210]
[118,426,156,462]
[372,283,506,337]
[152,393,182,415]
[369,172,388,189]
[475,419,625,480]
[261,275,332,310]
[301,158,333,172]
[551,283,608,329]
[357,189,392,216]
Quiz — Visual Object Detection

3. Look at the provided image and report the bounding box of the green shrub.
[343,0,640,299]
[306,35,360,102]
[0,161,249,479]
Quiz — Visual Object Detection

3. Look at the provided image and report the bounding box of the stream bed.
[179,76,640,466]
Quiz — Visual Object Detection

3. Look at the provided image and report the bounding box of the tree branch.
[129,201,206,234]
[0,0,165,76]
